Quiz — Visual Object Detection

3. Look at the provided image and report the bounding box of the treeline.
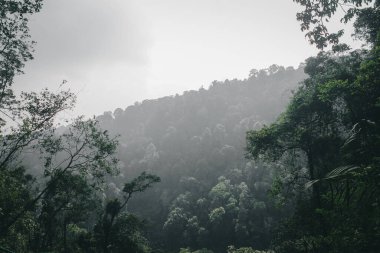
[0,1,306,251]
[1,0,380,252]
[0,1,160,252]
[246,0,380,252]
[96,66,305,251]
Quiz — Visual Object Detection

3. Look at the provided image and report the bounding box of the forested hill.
[98,65,305,183]
[96,65,306,251]
[2,0,379,252]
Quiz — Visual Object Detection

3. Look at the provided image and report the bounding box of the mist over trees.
[247,0,380,252]
[96,66,305,251]
[1,0,379,252]
[0,1,158,252]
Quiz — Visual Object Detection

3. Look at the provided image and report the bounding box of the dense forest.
[95,65,305,252]
[1,0,379,253]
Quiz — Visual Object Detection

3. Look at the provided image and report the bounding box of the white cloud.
[14,0,359,117]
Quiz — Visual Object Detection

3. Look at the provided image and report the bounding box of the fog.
[2,1,378,252]
[15,0,357,117]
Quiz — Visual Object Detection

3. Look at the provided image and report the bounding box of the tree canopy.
[294,0,380,50]
[1,0,379,252]
[247,1,380,252]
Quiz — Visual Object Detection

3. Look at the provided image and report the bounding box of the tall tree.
[245,1,380,252]
[95,172,160,253]
[294,0,380,50]
[0,1,121,251]
[0,0,43,111]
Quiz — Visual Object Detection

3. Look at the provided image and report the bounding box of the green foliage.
[0,2,161,253]
[5,0,380,252]
[97,64,305,252]
[293,0,380,50]
[178,246,273,253]
[179,248,214,253]
[93,172,160,253]
[0,167,36,252]
[162,163,279,252]
[227,246,272,253]
[246,3,380,250]
[123,172,161,195]
[100,213,151,253]
[0,0,43,117]
[208,207,225,223]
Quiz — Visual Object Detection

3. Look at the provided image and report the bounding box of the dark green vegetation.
[97,65,304,252]
[0,1,159,252]
[247,0,380,252]
[1,0,379,252]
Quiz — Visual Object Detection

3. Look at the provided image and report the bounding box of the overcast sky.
[14,0,359,117]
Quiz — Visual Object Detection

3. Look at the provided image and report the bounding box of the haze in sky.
[14,0,359,117]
